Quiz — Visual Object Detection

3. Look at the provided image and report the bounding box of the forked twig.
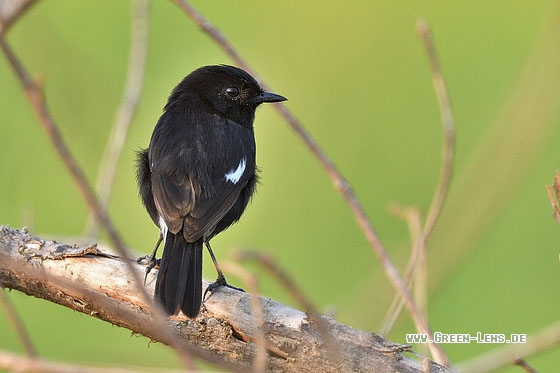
[171,0,449,365]
[380,20,456,347]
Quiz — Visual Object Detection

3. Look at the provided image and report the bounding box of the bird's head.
[165,65,286,127]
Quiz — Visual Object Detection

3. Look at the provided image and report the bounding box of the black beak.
[255,91,287,104]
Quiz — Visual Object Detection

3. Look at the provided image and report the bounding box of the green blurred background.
[1,0,560,371]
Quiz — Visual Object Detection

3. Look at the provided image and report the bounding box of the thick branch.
[0,226,451,372]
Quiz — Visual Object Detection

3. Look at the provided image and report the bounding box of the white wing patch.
[158,216,168,243]
[225,158,246,184]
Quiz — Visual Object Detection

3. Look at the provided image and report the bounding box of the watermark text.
[405,332,526,344]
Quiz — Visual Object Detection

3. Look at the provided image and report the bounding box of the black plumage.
[136,65,286,317]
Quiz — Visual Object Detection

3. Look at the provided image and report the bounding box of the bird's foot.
[203,274,245,301]
[136,255,160,284]
[136,255,153,265]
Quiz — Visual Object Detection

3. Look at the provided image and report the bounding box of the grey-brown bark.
[0,225,452,372]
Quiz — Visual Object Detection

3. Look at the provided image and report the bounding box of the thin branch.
[171,0,448,365]
[546,170,560,226]
[0,0,37,36]
[416,20,456,246]
[0,348,184,373]
[0,289,37,357]
[456,320,560,372]
[545,185,560,225]
[413,19,456,326]
[379,20,456,356]
[379,20,457,360]
[380,205,422,336]
[88,0,149,237]
[513,357,538,373]
[388,204,424,250]
[0,37,195,370]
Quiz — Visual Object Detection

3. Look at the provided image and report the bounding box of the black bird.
[136,65,286,317]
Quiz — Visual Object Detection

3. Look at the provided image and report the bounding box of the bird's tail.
[154,231,203,317]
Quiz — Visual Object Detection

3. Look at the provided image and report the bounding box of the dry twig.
[380,205,422,335]
[513,357,538,373]
[381,20,456,361]
[0,348,185,373]
[456,320,560,372]
[415,20,456,253]
[0,289,37,357]
[0,0,36,36]
[545,170,560,226]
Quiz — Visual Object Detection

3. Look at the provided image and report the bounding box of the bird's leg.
[203,241,244,300]
[136,233,163,284]
[148,233,163,262]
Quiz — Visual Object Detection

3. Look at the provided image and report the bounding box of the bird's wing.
[150,166,196,234]
[181,153,254,242]
[149,113,255,242]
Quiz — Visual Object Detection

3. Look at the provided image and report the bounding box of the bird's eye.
[225,87,240,98]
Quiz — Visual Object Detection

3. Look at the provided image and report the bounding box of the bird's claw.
[203,274,245,301]
[137,255,160,285]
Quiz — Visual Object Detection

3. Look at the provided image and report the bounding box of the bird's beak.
[256,91,287,104]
